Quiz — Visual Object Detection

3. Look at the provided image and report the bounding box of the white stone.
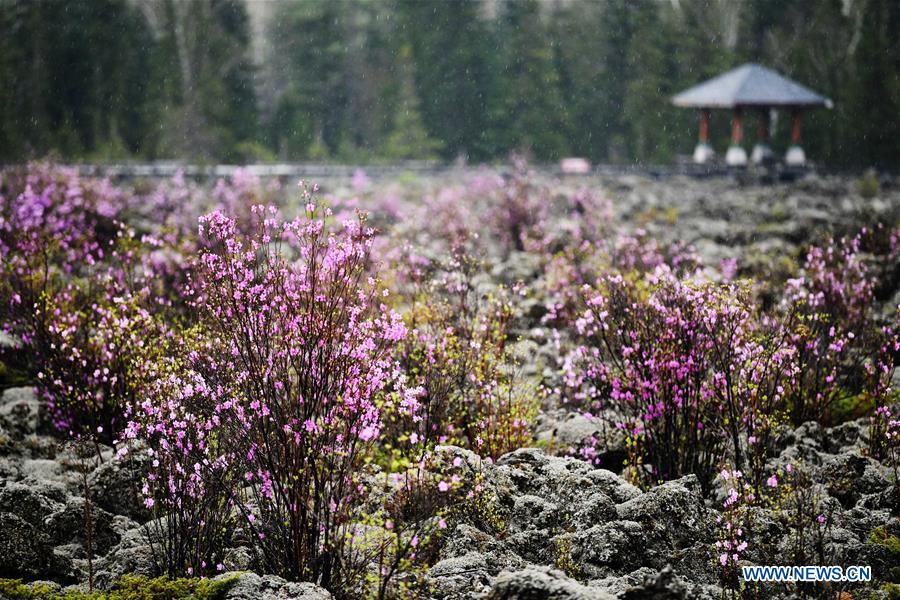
[692,143,715,164]
[725,145,748,166]
[786,145,806,166]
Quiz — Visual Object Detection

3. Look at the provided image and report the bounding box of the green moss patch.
[0,575,240,600]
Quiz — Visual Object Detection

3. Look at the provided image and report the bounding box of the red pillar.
[731,107,743,145]
[791,110,802,144]
[786,108,806,165]
[757,108,770,143]
[699,108,711,143]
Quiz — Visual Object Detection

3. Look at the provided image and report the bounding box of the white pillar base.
[751,144,774,164]
[725,145,747,167]
[693,143,715,164]
[785,145,806,166]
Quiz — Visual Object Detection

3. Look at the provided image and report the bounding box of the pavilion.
[672,63,833,167]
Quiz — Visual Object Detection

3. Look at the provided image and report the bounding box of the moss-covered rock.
[0,574,240,599]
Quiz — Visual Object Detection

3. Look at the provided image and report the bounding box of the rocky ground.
[2,385,898,599]
[1,171,899,599]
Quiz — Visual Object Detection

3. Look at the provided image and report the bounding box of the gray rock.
[429,552,497,599]
[0,455,22,479]
[587,567,657,597]
[584,470,641,504]
[551,413,603,448]
[46,497,121,556]
[0,482,62,526]
[495,448,608,512]
[485,565,614,599]
[91,523,157,588]
[824,418,867,454]
[570,520,646,575]
[223,546,253,571]
[0,512,73,581]
[88,450,151,521]
[571,492,616,530]
[439,523,525,567]
[0,387,40,434]
[620,566,686,599]
[20,458,70,487]
[16,476,69,503]
[819,452,890,508]
[510,495,560,533]
[220,572,332,600]
[434,444,485,472]
[616,476,712,552]
[619,566,722,600]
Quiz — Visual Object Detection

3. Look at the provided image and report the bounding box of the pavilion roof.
[672,63,832,109]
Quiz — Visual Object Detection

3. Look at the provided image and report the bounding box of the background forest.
[0,0,898,168]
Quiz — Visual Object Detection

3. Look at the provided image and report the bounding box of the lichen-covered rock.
[819,453,890,508]
[0,512,74,581]
[15,476,68,503]
[428,552,497,599]
[570,520,646,575]
[510,494,560,533]
[584,470,641,504]
[431,522,528,599]
[619,566,722,600]
[615,475,712,552]
[485,566,615,599]
[88,449,151,521]
[46,497,121,555]
[220,572,332,600]
[587,567,658,597]
[0,481,62,526]
[824,418,868,454]
[494,448,621,514]
[571,492,617,530]
[91,522,157,589]
[0,387,40,435]
[20,458,71,488]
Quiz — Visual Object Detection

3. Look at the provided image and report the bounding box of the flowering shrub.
[772,464,841,598]
[0,165,174,445]
[563,269,795,488]
[37,286,172,446]
[394,246,537,460]
[715,467,752,591]
[870,404,900,493]
[543,230,701,337]
[346,459,455,599]
[1,165,122,336]
[781,233,892,424]
[127,347,238,578]
[486,157,549,255]
[133,198,412,588]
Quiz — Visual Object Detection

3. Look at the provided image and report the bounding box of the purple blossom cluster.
[555,228,897,489]
[128,198,413,582]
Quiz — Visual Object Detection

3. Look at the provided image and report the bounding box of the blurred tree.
[381,46,443,160]
[0,0,162,160]
[267,1,347,159]
[396,0,495,161]
[493,0,567,161]
[1,0,898,168]
[148,0,260,161]
[550,1,628,162]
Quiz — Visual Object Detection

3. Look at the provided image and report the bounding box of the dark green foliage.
[0,0,258,162]
[1,0,898,167]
